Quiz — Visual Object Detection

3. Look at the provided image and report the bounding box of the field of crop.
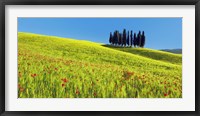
[18,32,182,98]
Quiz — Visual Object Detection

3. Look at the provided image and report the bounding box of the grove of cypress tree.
[109,29,145,48]
[123,29,126,47]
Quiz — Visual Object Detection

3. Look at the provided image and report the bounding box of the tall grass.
[18,32,182,98]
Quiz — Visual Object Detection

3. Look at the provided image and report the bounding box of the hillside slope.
[18,32,182,98]
[102,45,182,65]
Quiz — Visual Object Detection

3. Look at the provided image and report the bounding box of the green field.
[18,32,182,98]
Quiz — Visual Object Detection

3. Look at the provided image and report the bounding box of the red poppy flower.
[164,93,168,96]
[61,78,68,83]
[31,74,36,78]
[63,79,68,83]
[62,84,65,87]
[76,90,80,94]
[18,72,22,77]
[20,88,24,92]
[127,71,134,76]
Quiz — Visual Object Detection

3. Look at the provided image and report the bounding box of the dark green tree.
[130,30,133,47]
[118,33,122,46]
[109,32,113,45]
[137,31,141,47]
[116,31,120,46]
[112,32,115,45]
[133,33,137,47]
[120,33,123,46]
[127,31,130,46]
[141,31,145,47]
[114,31,118,46]
[123,29,126,47]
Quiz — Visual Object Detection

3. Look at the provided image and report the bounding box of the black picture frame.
[0,0,199,116]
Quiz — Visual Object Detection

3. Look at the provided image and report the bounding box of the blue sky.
[18,18,182,50]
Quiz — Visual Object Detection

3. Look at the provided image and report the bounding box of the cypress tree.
[114,31,117,46]
[119,33,122,46]
[137,31,141,47]
[116,31,120,46]
[123,29,126,47]
[120,33,123,46]
[130,30,133,47]
[127,31,130,47]
[141,31,145,48]
[112,32,115,45]
[109,32,113,45]
[113,31,116,45]
[133,33,137,47]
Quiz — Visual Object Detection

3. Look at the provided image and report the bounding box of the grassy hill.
[102,45,182,65]
[18,32,182,98]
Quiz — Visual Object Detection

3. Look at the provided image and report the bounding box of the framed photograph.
[1,0,199,115]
